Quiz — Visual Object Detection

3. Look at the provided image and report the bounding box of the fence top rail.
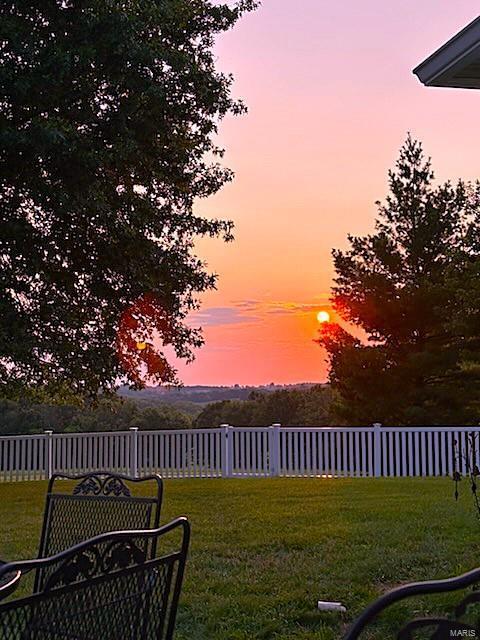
[0,433,51,441]
[48,428,225,438]
[2,425,480,441]
[139,428,224,436]
[281,426,480,433]
[378,426,480,433]
[0,427,246,440]
[49,431,132,438]
[0,431,135,441]
[224,427,272,433]
[281,426,374,433]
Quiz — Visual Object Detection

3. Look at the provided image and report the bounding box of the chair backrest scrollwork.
[35,471,163,591]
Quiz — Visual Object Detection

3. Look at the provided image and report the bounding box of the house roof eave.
[413,16,480,88]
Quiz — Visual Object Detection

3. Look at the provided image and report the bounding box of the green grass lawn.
[0,477,478,639]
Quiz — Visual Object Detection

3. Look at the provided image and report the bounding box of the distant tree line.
[119,383,315,405]
[193,386,333,428]
[0,386,334,435]
[0,398,191,435]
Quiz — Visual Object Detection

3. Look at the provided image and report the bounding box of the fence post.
[221,424,232,478]
[129,427,139,478]
[373,423,382,477]
[44,430,54,479]
[269,423,281,476]
[227,425,234,477]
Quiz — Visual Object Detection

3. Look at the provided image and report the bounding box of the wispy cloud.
[190,306,261,327]
[231,297,331,316]
[264,302,323,315]
[230,299,262,312]
[189,297,332,328]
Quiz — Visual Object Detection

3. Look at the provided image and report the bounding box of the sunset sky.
[175,1,480,386]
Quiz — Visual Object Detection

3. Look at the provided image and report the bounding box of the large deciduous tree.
[0,0,257,398]
[317,136,480,425]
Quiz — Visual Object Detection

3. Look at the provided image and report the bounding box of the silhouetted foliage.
[317,136,480,425]
[119,384,315,405]
[0,397,192,435]
[193,385,334,428]
[453,433,480,521]
[0,0,257,399]
[0,385,334,434]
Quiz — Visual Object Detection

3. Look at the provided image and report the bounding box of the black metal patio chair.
[343,565,480,639]
[0,517,190,640]
[35,471,163,592]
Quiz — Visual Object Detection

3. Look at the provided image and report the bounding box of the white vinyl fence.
[0,424,478,482]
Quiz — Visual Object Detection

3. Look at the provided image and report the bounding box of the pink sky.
[174,1,480,386]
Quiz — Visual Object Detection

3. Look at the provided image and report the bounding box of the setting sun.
[317,311,330,323]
